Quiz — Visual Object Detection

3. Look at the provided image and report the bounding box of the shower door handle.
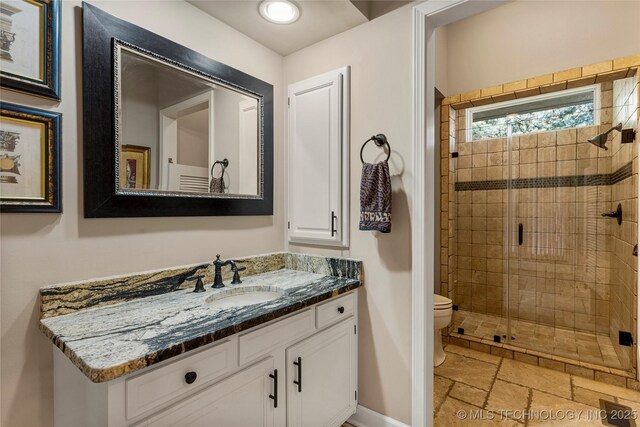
[518,224,523,246]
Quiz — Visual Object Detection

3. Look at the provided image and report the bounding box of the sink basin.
[205,286,284,310]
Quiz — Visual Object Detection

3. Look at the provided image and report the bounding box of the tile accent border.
[455,161,633,191]
[443,334,640,392]
[442,55,640,111]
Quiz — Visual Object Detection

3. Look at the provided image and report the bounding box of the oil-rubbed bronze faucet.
[212,255,233,288]
[212,255,247,288]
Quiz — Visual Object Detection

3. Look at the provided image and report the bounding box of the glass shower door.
[502,78,638,370]
[450,75,638,373]
[504,117,563,352]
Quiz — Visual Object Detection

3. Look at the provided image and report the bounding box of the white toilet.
[434,294,453,367]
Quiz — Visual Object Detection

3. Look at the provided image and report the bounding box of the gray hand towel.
[359,160,392,233]
[209,176,225,193]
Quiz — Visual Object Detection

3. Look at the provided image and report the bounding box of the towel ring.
[360,134,391,163]
[210,158,229,177]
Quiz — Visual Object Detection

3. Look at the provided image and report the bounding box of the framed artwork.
[0,102,61,212]
[120,145,150,190]
[0,0,60,100]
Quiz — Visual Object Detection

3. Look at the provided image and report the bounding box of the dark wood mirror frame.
[82,3,273,217]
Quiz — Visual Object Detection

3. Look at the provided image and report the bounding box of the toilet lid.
[434,294,452,308]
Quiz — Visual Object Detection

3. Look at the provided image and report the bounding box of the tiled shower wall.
[441,76,639,337]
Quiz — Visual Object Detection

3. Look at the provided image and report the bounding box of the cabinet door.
[287,319,357,427]
[139,357,278,427]
[287,66,350,248]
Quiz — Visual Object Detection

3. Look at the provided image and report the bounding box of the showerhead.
[587,123,623,150]
[588,133,609,150]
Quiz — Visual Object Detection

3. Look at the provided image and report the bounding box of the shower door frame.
[410,1,509,425]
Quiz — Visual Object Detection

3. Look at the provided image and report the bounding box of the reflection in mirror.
[117,45,261,197]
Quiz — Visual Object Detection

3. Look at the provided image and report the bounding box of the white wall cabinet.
[287,67,350,248]
[53,292,358,427]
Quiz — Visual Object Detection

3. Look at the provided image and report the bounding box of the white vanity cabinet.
[140,357,277,427]
[53,291,358,427]
[286,319,357,427]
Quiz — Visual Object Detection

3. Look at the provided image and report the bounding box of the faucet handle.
[230,260,247,272]
[229,261,246,285]
[186,275,206,293]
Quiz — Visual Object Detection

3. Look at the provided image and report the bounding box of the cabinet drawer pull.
[269,369,278,408]
[337,306,345,314]
[184,371,197,385]
[293,357,302,392]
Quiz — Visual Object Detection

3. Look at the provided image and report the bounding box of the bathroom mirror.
[117,45,260,197]
[83,4,273,217]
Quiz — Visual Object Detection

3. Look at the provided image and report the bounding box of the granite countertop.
[40,268,361,383]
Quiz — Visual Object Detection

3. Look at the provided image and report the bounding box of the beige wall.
[444,0,640,95]
[283,5,414,424]
[435,26,449,95]
[0,1,284,426]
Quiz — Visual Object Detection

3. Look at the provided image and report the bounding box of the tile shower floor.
[452,310,624,369]
[435,344,640,426]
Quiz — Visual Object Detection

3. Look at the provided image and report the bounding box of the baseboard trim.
[348,405,410,427]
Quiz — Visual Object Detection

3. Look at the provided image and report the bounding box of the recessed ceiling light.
[259,0,300,24]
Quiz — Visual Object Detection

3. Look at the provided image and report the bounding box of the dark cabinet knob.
[185,371,197,385]
[337,306,345,314]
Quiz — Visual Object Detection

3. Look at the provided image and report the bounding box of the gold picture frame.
[0,102,61,212]
[120,145,150,190]
[0,0,61,100]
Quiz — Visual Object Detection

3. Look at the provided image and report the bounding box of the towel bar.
[360,134,391,163]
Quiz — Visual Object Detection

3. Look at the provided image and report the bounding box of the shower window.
[468,85,600,141]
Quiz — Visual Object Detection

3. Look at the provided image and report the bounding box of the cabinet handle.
[184,371,197,385]
[337,306,345,314]
[331,211,337,237]
[269,369,278,408]
[293,357,302,392]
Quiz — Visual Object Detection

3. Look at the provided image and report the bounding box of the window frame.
[465,84,601,142]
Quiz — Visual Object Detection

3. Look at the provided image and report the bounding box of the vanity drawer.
[126,339,236,420]
[316,292,356,329]
[239,309,314,365]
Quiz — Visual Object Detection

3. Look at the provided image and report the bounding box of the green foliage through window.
[471,103,594,141]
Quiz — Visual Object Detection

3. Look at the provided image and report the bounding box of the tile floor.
[435,344,640,426]
[452,310,625,369]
